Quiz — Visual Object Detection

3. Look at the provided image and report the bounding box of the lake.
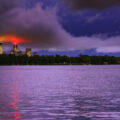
[0,65,120,120]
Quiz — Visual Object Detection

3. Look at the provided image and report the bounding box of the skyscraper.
[0,43,3,55]
[13,44,18,53]
[26,48,31,57]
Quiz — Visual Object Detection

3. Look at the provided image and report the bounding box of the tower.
[26,48,31,57]
[13,44,18,53]
[0,43,3,55]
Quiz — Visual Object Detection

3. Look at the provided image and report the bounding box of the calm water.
[0,65,120,120]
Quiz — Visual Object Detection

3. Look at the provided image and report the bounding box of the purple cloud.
[97,46,120,53]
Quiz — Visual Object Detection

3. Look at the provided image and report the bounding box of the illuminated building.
[26,48,31,57]
[13,45,18,53]
[0,43,3,54]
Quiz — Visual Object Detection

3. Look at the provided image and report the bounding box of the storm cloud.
[63,0,120,10]
[0,0,120,53]
[0,0,65,48]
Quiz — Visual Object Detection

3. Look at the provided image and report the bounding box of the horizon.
[1,43,120,57]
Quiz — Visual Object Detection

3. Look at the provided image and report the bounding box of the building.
[3,51,6,55]
[33,52,38,56]
[0,43,3,54]
[13,44,18,53]
[26,48,31,57]
[10,50,14,55]
[20,51,26,56]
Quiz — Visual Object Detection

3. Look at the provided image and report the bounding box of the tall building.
[13,44,18,53]
[0,43,3,55]
[26,48,31,57]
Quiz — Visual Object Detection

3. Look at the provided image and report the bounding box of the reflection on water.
[10,67,20,120]
[0,65,120,120]
[11,81,20,120]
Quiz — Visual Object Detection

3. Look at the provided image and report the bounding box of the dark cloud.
[63,0,120,10]
[0,1,64,48]
[0,0,20,14]
[0,0,22,35]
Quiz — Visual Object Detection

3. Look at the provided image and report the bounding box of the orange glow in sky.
[10,36,24,45]
[0,34,26,45]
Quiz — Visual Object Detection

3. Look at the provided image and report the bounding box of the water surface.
[0,65,120,120]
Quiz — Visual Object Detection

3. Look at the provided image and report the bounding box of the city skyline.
[0,43,32,57]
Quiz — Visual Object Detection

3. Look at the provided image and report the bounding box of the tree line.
[0,54,120,65]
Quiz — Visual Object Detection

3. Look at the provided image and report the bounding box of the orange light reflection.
[11,68,21,120]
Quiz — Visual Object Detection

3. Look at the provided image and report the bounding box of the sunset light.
[0,35,26,45]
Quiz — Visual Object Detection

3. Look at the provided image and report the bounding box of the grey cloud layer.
[63,0,120,10]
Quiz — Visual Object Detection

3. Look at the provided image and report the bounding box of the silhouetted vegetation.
[0,54,120,65]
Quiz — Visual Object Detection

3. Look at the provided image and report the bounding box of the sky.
[0,0,120,56]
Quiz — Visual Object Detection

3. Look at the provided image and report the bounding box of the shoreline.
[0,64,119,66]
